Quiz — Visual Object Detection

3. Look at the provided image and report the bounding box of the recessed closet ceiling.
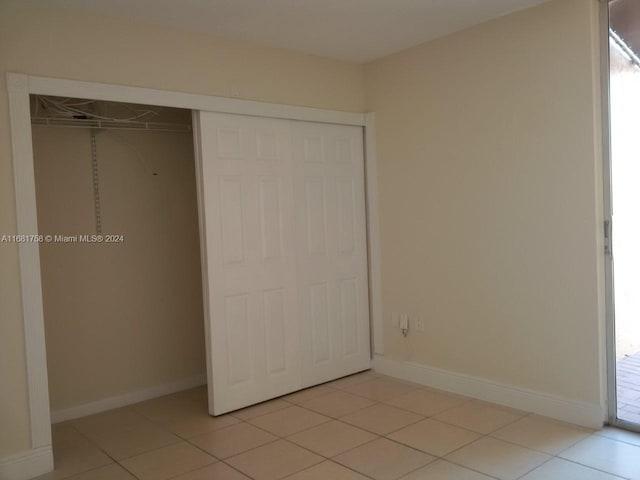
[38,0,548,62]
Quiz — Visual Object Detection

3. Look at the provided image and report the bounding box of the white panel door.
[292,122,371,386]
[197,111,301,415]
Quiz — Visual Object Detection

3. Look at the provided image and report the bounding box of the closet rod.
[31,116,192,133]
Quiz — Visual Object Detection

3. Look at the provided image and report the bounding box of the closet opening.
[30,94,210,459]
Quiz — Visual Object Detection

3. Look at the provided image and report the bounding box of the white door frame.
[6,72,383,453]
[600,0,616,428]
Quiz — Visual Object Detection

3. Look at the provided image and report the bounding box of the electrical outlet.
[399,313,409,336]
[414,315,425,332]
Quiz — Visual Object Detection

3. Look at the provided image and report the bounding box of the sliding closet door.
[197,112,301,415]
[292,122,371,386]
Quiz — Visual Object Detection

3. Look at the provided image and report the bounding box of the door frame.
[601,1,640,433]
[600,0,617,428]
[6,72,384,454]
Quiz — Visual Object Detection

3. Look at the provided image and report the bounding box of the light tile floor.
[35,371,640,480]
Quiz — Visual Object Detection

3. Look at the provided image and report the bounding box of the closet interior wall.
[31,97,206,415]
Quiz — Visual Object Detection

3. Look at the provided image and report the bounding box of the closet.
[32,96,206,418]
[31,95,371,419]
[196,112,371,414]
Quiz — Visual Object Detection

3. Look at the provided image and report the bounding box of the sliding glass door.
[606,0,640,432]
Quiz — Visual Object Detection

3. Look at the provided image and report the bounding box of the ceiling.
[39,0,548,63]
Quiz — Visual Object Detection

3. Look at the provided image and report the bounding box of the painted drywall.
[0,0,365,459]
[0,0,608,464]
[32,116,205,412]
[365,0,605,407]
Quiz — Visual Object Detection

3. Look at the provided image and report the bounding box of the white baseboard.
[0,446,53,480]
[51,373,207,424]
[373,355,605,429]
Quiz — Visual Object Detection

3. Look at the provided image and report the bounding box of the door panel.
[198,112,300,415]
[310,282,331,364]
[304,177,328,255]
[198,112,371,415]
[292,122,371,386]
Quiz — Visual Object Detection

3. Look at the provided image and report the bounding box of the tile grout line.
[214,379,414,480]
[433,414,560,480]
[432,435,516,480]
[81,381,514,479]
[548,455,632,480]
[77,392,217,478]
[167,391,372,479]
[48,378,640,480]
[512,455,556,480]
[48,382,446,479]
[593,429,640,447]
[61,422,136,479]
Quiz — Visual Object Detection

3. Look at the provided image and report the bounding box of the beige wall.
[365,0,605,405]
[0,0,608,463]
[0,0,365,459]
[32,122,205,412]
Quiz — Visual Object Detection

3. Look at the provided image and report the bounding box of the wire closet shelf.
[31,116,192,133]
